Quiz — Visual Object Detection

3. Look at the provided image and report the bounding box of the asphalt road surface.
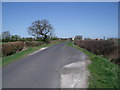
[3,42,88,88]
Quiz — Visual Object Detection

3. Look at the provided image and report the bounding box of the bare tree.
[28,19,53,42]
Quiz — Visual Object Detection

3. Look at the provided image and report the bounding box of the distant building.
[72,38,74,41]
[75,35,83,40]
[95,38,102,40]
[59,38,67,40]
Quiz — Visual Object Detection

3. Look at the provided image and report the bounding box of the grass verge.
[2,41,61,67]
[67,42,119,88]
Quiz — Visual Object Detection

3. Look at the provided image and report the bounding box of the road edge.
[60,42,90,88]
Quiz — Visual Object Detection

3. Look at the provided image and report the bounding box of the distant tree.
[49,36,58,40]
[26,37,35,41]
[84,37,91,40]
[2,31,11,42]
[20,37,26,42]
[103,36,106,40]
[28,19,53,42]
[11,35,21,41]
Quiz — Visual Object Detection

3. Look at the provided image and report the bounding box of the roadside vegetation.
[2,41,60,67]
[0,19,62,67]
[74,39,119,65]
[67,41,119,88]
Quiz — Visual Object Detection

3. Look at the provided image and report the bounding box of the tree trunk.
[43,35,48,43]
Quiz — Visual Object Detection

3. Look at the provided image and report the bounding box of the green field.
[67,42,119,88]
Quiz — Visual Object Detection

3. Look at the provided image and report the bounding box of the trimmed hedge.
[74,40,120,65]
[25,41,44,47]
[1,41,45,57]
[2,42,24,56]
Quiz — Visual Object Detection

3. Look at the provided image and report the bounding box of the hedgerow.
[74,40,120,65]
[25,41,45,47]
[2,41,24,56]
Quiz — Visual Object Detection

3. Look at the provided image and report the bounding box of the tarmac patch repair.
[60,60,90,88]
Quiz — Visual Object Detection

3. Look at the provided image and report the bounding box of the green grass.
[67,42,119,88]
[2,41,61,67]
[0,42,7,45]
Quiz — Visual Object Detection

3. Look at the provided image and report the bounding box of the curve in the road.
[3,42,89,88]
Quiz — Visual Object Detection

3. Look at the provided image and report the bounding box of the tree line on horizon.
[1,19,59,42]
[1,19,119,42]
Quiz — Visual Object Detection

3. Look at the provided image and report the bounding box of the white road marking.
[28,47,48,56]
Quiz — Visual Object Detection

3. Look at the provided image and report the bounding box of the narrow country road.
[3,42,89,88]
